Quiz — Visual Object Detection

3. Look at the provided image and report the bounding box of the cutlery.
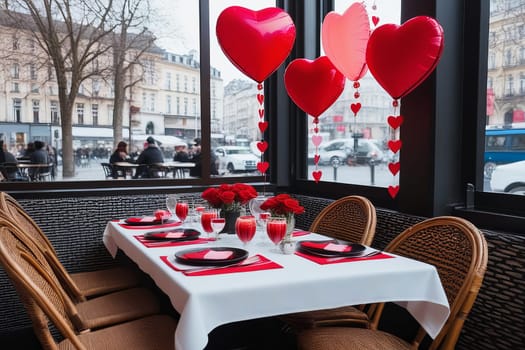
[325,250,383,262]
[142,237,199,246]
[181,255,262,273]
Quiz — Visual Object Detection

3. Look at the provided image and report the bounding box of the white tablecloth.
[103,221,449,350]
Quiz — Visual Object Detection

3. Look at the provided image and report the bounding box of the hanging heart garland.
[388,185,399,199]
[387,115,404,129]
[258,121,268,133]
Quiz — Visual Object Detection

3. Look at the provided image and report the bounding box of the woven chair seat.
[69,266,142,298]
[280,306,369,329]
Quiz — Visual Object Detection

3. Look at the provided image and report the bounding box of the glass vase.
[220,208,242,234]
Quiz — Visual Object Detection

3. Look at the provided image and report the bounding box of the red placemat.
[295,250,394,265]
[160,254,283,276]
[134,235,212,248]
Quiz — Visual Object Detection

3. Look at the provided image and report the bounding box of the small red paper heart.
[388,140,402,153]
[312,170,322,183]
[314,127,319,133]
[350,103,361,115]
[257,94,264,105]
[258,121,268,133]
[313,154,320,165]
[257,141,268,153]
[388,185,399,198]
[388,162,400,176]
[387,115,404,129]
[258,109,265,118]
[372,16,380,26]
[257,161,269,173]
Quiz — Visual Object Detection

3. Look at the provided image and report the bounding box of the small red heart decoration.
[312,170,322,183]
[387,115,404,129]
[350,103,361,115]
[216,6,296,83]
[257,94,264,105]
[372,16,380,26]
[314,127,319,133]
[257,161,269,173]
[388,162,400,176]
[313,154,320,165]
[258,121,268,133]
[258,109,264,118]
[284,56,345,117]
[366,16,444,99]
[257,141,268,153]
[388,140,402,153]
[388,185,399,198]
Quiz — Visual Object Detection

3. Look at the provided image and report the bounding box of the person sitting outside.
[0,140,22,181]
[189,138,218,177]
[133,137,164,178]
[29,140,50,180]
[109,141,132,179]
[173,144,190,162]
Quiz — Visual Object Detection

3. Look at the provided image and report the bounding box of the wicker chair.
[280,195,377,330]
[0,192,142,301]
[297,216,488,350]
[0,222,177,350]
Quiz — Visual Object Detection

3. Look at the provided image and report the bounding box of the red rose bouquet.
[201,183,258,212]
[260,194,304,219]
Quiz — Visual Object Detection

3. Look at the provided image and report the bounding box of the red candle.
[235,215,257,244]
[266,218,287,245]
[201,210,218,233]
[175,202,189,222]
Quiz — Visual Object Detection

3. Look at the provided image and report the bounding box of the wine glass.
[235,215,257,245]
[210,217,226,240]
[258,212,270,240]
[175,201,189,224]
[201,209,218,237]
[166,194,177,216]
[266,217,287,246]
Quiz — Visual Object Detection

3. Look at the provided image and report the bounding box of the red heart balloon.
[257,161,269,173]
[366,16,444,99]
[257,141,268,153]
[388,162,400,176]
[216,6,296,83]
[388,140,402,153]
[388,185,400,199]
[312,170,322,183]
[284,56,345,117]
[387,115,404,129]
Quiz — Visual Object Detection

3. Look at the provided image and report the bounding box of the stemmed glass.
[166,194,177,217]
[175,201,189,224]
[210,217,226,240]
[266,217,287,246]
[235,215,257,246]
[201,209,218,238]
[258,212,270,240]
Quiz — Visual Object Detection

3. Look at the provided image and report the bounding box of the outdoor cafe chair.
[297,216,488,350]
[0,221,177,350]
[0,192,142,301]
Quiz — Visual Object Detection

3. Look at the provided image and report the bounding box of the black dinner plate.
[298,240,366,257]
[175,247,248,266]
[124,217,176,226]
[143,228,200,241]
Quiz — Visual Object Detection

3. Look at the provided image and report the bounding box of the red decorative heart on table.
[350,103,361,115]
[284,56,345,117]
[257,93,264,105]
[387,115,404,129]
[388,185,400,198]
[313,154,320,165]
[372,16,380,26]
[388,162,400,176]
[216,6,296,83]
[388,140,402,153]
[257,161,269,173]
[257,141,268,153]
[312,170,322,183]
[366,16,444,99]
[258,121,268,133]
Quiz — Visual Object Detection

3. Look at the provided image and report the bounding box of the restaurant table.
[113,161,195,179]
[103,221,449,350]
[16,163,53,181]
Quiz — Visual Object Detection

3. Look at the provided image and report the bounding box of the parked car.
[489,160,525,195]
[484,127,525,179]
[308,138,384,166]
[214,146,259,174]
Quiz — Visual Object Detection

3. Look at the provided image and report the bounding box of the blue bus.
[484,127,525,178]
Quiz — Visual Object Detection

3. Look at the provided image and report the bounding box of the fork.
[181,255,262,273]
[326,250,383,262]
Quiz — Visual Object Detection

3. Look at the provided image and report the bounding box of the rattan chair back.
[0,218,83,349]
[0,192,88,302]
[369,216,488,349]
[309,195,376,245]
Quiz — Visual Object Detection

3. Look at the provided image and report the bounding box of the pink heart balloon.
[322,2,370,81]
[284,56,345,118]
[366,16,444,100]
[216,6,296,83]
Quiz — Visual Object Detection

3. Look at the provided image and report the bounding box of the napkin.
[154,209,172,221]
[118,221,182,230]
[126,216,156,223]
[146,231,186,239]
[134,235,211,248]
[295,250,394,265]
[292,230,310,237]
[160,255,283,276]
[182,249,234,260]
[301,241,352,252]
